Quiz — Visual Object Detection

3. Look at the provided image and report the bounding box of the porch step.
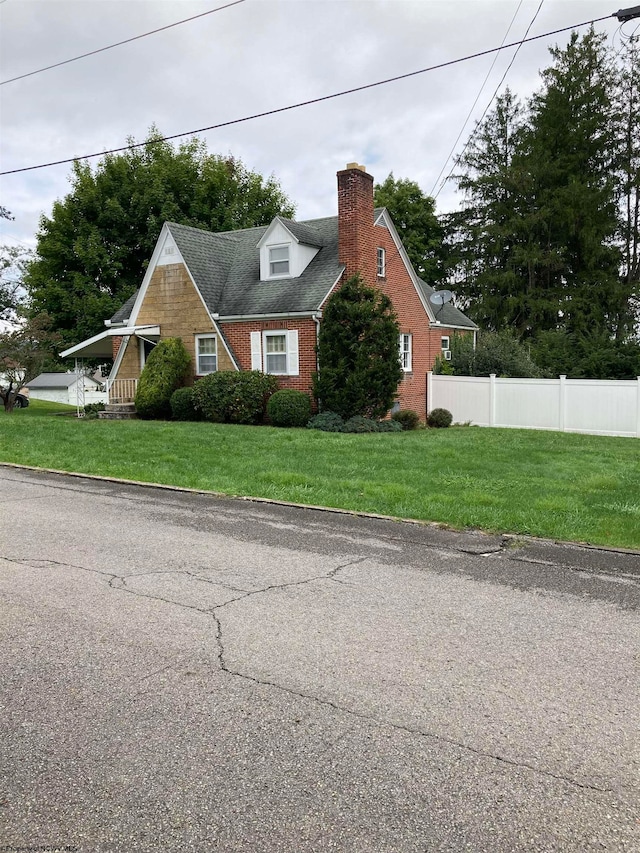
[99,402,137,420]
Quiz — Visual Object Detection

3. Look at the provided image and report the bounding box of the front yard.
[1,401,639,549]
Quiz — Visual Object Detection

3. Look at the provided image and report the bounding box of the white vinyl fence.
[427,373,640,438]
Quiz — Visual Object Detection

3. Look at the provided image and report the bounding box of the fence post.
[559,375,566,432]
[637,377,640,438]
[427,371,433,416]
[489,374,496,427]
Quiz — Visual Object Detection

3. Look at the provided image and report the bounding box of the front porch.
[107,377,138,404]
[60,325,160,409]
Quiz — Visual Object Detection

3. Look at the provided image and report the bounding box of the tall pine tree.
[450,28,638,376]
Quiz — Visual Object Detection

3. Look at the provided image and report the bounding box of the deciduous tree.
[374,174,447,286]
[24,129,295,349]
[0,314,61,412]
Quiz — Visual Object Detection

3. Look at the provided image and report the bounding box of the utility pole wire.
[428,0,527,198]
[0,0,247,86]
[433,0,546,199]
[0,13,614,177]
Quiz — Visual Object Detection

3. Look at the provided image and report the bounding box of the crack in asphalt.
[0,551,619,795]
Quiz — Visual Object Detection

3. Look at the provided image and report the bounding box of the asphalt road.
[0,465,639,853]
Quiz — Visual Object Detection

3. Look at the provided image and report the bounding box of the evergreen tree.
[313,275,402,420]
[24,128,294,349]
[522,29,623,339]
[448,89,533,332]
[615,37,640,331]
[451,28,638,369]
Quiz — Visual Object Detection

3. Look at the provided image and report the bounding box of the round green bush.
[307,412,344,432]
[391,409,421,430]
[376,419,403,432]
[427,407,453,428]
[341,415,379,433]
[267,389,312,428]
[170,386,199,421]
[135,338,191,420]
[192,370,279,424]
[83,402,105,419]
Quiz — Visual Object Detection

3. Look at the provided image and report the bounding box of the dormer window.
[269,245,290,277]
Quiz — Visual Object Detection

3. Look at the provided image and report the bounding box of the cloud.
[0,0,622,247]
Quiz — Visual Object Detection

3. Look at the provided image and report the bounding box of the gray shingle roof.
[218,216,342,316]
[416,279,478,330]
[273,218,325,247]
[111,291,138,323]
[109,213,475,330]
[27,372,98,389]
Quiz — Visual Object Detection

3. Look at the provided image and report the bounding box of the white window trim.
[441,335,450,351]
[268,244,291,279]
[139,337,157,372]
[256,329,299,376]
[377,247,386,278]
[400,333,412,373]
[195,333,218,375]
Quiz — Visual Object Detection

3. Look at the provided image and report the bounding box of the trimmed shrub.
[192,370,278,424]
[135,338,191,419]
[427,407,453,428]
[313,274,402,419]
[170,386,199,421]
[83,402,105,419]
[307,412,344,432]
[392,409,421,431]
[376,419,403,432]
[267,389,312,428]
[342,415,379,433]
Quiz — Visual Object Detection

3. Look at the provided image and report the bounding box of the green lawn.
[1,402,639,549]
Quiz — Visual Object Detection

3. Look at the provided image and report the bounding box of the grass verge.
[1,405,639,549]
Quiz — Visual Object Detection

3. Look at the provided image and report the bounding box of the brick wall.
[372,222,459,417]
[336,164,458,418]
[221,318,318,395]
[337,165,377,284]
[111,336,123,360]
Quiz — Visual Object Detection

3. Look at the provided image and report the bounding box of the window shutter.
[251,331,262,371]
[287,330,299,376]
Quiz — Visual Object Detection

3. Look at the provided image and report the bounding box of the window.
[265,333,288,374]
[251,330,299,376]
[139,338,156,371]
[441,336,450,351]
[399,333,412,372]
[377,247,386,278]
[269,245,290,277]
[196,334,217,374]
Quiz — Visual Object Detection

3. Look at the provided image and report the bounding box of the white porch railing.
[107,378,138,404]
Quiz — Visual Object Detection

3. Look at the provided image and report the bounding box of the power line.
[428,0,526,197]
[0,0,247,86]
[433,0,546,200]
[0,13,614,178]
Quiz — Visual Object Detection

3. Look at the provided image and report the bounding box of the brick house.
[61,163,476,417]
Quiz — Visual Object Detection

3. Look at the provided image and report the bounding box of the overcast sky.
[0,0,632,252]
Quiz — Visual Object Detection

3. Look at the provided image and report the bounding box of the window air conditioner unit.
[443,350,452,361]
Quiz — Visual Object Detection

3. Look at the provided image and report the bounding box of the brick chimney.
[337,162,376,284]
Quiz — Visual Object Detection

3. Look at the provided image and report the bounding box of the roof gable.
[108,210,475,328]
[256,216,324,249]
